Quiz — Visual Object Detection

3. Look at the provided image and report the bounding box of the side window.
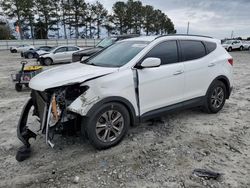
[204,41,217,54]
[142,40,178,65]
[180,40,206,61]
[68,47,79,51]
[55,47,67,53]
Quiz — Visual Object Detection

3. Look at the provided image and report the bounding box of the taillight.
[228,58,233,66]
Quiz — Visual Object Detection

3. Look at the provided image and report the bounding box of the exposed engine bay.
[16,85,88,161]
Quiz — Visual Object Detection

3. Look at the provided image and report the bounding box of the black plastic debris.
[16,145,31,162]
[192,169,222,180]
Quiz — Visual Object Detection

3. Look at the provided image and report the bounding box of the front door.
[137,40,185,115]
[54,47,68,63]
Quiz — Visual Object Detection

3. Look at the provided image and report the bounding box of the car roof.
[123,34,219,43]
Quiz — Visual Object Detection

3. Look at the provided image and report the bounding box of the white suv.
[222,40,244,51]
[16,35,233,161]
[38,46,81,65]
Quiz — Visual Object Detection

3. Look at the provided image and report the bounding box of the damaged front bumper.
[16,87,85,161]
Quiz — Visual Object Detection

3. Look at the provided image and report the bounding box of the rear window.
[68,47,79,51]
[204,41,217,54]
[180,40,206,61]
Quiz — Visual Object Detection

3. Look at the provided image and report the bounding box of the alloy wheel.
[95,110,124,143]
[211,86,225,109]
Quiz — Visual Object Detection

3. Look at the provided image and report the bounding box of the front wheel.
[239,46,243,51]
[15,83,23,92]
[228,47,232,52]
[204,81,226,113]
[44,58,53,66]
[83,102,130,149]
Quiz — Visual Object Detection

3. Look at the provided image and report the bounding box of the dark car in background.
[72,34,139,62]
[21,46,52,59]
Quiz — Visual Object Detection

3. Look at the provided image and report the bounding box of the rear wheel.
[239,46,243,51]
[44,58,53,66]
[83,102,130,149]
[204,81,226,113]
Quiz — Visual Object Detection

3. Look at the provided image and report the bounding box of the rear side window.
[143,40,178,65]
[180,40,206,61]
[204,41,217,54]
[68,47,79,51]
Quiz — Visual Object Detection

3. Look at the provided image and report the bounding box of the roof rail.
[156,34,213,39]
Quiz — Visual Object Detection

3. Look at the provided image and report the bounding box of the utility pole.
[187,22,190,35]
[231,30,234,39]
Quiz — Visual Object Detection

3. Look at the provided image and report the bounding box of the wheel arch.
[207,75,231,99]
[86,96,139,127]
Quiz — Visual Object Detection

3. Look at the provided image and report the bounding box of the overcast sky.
[87,0,250,39]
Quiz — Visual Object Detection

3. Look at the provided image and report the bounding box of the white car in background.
[243,41,250,50]
[222,40,244,52]
[38,46,81,65]
[10,44,34,53]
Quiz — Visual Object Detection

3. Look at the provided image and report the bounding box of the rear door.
[180,40,211,100]
[137,40,185,115]
[67,47,80,62]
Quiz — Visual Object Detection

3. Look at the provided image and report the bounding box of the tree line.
[0,0,176,40]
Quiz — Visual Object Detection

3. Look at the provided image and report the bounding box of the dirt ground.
[0,50,249,188]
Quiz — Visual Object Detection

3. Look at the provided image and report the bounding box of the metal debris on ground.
[192,169,222,180]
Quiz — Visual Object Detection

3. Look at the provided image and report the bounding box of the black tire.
[15,83,23,92]
[27,53,33,59]
[204,81,226,113]
[248,47,250,51]
[11,49,17,53]
[44,58,53,66]
[83,102,130,149]
[239,46,243,51]
[228,47,232,52]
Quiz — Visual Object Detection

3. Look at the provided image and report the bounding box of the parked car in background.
[21,46,52,59]
[17,35,233,155]
[222,40,244,51]
[10,44,34,53]
[72,34,139,62]
[38,46,81,65]
[243,41,250,50]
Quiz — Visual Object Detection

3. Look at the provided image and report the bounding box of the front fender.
[67,89,101,116]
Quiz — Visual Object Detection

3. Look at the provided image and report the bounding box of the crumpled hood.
[29,62,118,91]
[36,50,49,56]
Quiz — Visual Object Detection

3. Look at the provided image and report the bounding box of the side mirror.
[140,57,161,68]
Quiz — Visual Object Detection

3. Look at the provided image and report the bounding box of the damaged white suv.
[16,35,233,161]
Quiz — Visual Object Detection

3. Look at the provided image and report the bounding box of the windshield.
[48,47,57,52]
[84,41,148,67]
[96,38,116,48]
[223,41,233,44]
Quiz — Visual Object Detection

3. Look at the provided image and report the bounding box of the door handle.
[173,70,184,75]
[208,63,215,67]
